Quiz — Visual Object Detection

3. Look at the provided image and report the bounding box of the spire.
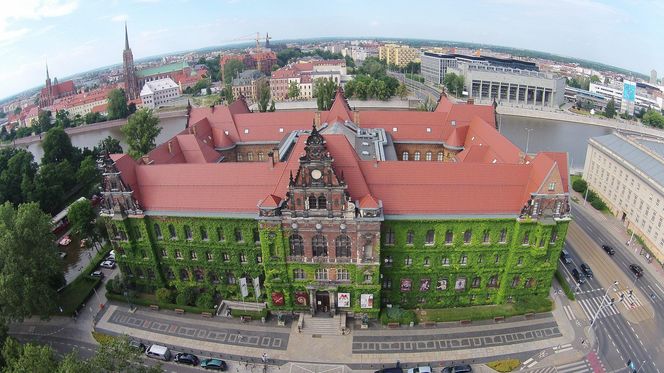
[124,22,130,50]
[45,60,50,80]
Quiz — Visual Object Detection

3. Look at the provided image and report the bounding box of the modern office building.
[140,78,180,109]
[421,52,538,85]
[651,69,657,85]
[589,83,661,115]
[100,89,570,317]
[448,63,565,108]
[583,133,664,262]
[378,44,420,67]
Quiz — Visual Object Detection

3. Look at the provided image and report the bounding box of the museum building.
[100,89,571,317]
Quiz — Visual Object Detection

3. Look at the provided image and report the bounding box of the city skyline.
[1,0,663,100]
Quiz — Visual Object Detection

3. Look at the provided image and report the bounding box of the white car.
[100,260,116,269]
[408,367,432,373]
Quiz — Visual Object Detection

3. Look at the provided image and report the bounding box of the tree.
[417,97,436,112]
[590,75,601,83]
[642,109,664,129]
[42,127,75,164]
[268,100,275,112]
[90,335,163,373]
[0,202,64,323]
[122,108,162,159]
[13,107,21,115]
[36,110,53,133]
[223,59,244,85]
[604,98,616,118]
[443,73,464,96]
[404,61,421,74]
[0,149,37,206]
[193,79,210,93]
[55,110,71,128]
[107,89,129,120]
[156,288,174,303]
[221,84,234,104]
[76,156,100,197]
[32,160,76,214]
[84,111,105,124]
[96,136,123,154]
[2,339,58,373]
[344,55,356,69]
[257,82,271,112]
[128,102,137,115]
[396,83,409,99]
[56,351,93,373]
[286,81,300,100]
[571,178,587,193]
[68,199,96,240]
[313,78,337,110]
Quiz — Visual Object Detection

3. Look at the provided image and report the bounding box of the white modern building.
[583,133,664,261]
[589,83,662,115]
[140,77,180,109]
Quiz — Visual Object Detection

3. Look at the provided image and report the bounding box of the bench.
[174,308,185,315]
[524,313,534,319]
[423,321,436,327]
[240,316,252,322]
[149,305,159,311]
[494,316,505,323]
[387,322,400,329]
[459,319,471,325]
[201,312,212,318]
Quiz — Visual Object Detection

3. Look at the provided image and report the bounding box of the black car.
[560,249,572,264]
[580,263,593,278]
[375,368,403,373]
[572,268,585,284]
[441,365,472,373]
[601,245,615,255]
[629,264,644,278]
[174,353,199,366]
[129,340,147,352]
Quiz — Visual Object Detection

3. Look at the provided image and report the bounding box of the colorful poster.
[271,292,285,306]
[400,278,412,292]
[360,294,373,309]
[294,291,308,306]
[437,279,448,290]
[239,277,249,298]
[455,277,466,291]
[420,278,431,291]
[337,292,351,307]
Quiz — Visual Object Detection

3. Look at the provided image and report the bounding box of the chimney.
[466,98,474,105]
[353,110,360,124]
[314,111,321,126]
[167,141,172,154]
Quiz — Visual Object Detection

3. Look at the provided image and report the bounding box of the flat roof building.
[421,52,538,86]
[379,44,420,67]
[140,77,180,109]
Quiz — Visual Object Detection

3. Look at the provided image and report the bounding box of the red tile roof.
[41,80,76,98]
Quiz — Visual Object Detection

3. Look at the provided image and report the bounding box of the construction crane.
[221,32,271,51]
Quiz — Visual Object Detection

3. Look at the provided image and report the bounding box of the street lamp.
[524,128,534,155]
[590,280,618,328]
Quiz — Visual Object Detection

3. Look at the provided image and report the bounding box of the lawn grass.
[106,292,215,315]
[555,269,575,301]
[415,297,552,323]
[487,359,521,372]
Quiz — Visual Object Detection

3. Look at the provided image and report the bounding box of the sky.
[1,0,663,100]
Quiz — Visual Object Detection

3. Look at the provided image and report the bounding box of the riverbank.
[496,105,664,139]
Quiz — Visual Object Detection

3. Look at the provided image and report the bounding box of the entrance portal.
[315,291,330,314]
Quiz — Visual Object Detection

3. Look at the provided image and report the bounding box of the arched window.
[437,152,444,161]
[179,268,189,281]
[414,151,421,161]
[312,234,328,256]
[308,194,318,209]
[168,224,177,239]
[317,195,327,209]
[194,268,204,282]
[335,235,351,257]
[425,151,432,161]
[200,226,208,240]
[472,277,481,288]
[445,230,453,244]
[289,234,304,256]
[209,272,220,284]
[463,230,472,244]
[166,268,175,279]
[488,276,499,287]
[402,151,409,161]
[425,230,435,245]
[184,225,193,240]
[406,230,414,245]
[154,224,163,240]
[482,229,490,243]
[526,278,537,288]
[511,276,520,288]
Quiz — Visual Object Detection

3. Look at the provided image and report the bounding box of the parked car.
[145,344,171,361]
[560,249,572,264]
[601,244,615,255]
[580,263,594,278]
[90,270,104,279]
[441,365,472,373]
[408,367,432,373]
[572,268,585,284]
[629,264,644,277]
[201,358,228,371]
[100,260,116,269]
[374,368,403,373]
[129,340,146,352]
[174,352,199,366]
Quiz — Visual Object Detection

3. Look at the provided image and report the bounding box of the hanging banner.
[360,294,373,309]
[253,277,261,298]
[337,292,351,307]
[239,277,249,298]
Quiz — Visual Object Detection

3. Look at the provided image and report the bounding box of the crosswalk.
[615,290,643,310]
[525,360,593,373]
[578,296,620,321]
[562,305,576,321]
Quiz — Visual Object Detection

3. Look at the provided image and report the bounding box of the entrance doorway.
[315,291,330,314]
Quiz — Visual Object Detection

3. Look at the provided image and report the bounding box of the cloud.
[0,0,79,46]
[111,14,128,22]
[370,20,380,27]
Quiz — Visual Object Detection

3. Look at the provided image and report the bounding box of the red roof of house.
[91,103,108,114]
[110,93,568,216]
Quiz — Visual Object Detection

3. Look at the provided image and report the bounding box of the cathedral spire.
[46,60,50,80]
[124,22,130,50]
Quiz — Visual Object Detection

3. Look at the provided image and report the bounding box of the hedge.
[230,308,268,319]
[106,292,215,314]
[415,297,552,323]
[379,306,417,325]
[554,270,575,300]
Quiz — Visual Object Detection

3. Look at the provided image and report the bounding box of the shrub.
[176,286,198,306]
[487,359,520,372]
[585,190,598,203]
[571,179,587,193]
[555,270,575,300]
[156,288,174,304]
[379,306,417,325]
[196,292,214,309]
[591,198,607,210]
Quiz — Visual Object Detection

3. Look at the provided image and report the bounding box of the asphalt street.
[563,204,663,372]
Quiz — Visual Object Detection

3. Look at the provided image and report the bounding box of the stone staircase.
[301,314,345,336]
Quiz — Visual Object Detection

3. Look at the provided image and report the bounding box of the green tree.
[55,110,72,128]
[404,61,421,74]
[128,102,137,115]
[257,82,271,112]
[32,161,76,214]
[76,155,100,195]
[223,59,244,85]
[313,78,337,110]
[642,109,664,129]
[286,81,300,100]
[2,339,58,373]
[268,100,276,112]
[221,84,234,103]
[13,107,21,115]
[571,178,588,193]
[56,351,93,373]
[156,288,174,303]
[176,286,198,306]
[122,108,162,159]
[417,97,436,112]
[396,83,409,99]
[84,112,105,124]
[68,198,96,241]
[344,55,356,69]
[90,335,163,373]
[443,73,465,96]
[42,127,75,164]
[590,75,601,83]
[192,79,210,93]
[107,89,129,120]
[0,149,37,206]
[36,110,53,133]
[96,136,123,154]
[0,202,64,323]
[604,98,616,118]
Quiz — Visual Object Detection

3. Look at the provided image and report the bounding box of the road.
[562,203,664,372]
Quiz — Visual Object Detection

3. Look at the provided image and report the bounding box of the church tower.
[123,23,140,100]
[43,62,53,107]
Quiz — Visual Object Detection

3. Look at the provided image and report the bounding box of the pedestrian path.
[577,296,619,321]
[524,359,592,373]
[615,290,643,310]
[561,305,576,321]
